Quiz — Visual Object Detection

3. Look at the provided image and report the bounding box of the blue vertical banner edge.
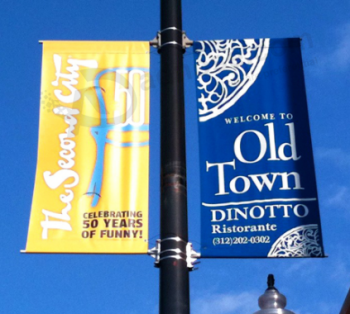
[297,37,325,257]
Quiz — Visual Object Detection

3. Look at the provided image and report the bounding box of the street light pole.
[159,0,190,313]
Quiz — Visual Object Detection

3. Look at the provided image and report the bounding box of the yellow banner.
[26,41,150,253]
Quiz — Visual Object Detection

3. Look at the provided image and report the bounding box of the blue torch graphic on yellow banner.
[26,41,150,253]
[87,67,150,207]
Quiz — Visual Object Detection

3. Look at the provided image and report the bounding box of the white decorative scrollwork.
[268,224,323,257]
[195,39,270,122]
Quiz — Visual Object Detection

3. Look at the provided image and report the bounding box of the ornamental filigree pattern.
[268,224,323,257]
[195,39,269,122]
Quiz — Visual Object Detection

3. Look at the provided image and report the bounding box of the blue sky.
[1,0,350,313]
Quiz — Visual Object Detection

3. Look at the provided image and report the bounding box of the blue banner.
[194,38,324,258]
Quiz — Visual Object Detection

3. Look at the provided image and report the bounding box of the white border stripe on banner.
[202,198,317,207]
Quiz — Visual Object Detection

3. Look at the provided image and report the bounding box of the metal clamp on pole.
[148,238,201,270]
[186,242,201,269]
[150,29,193,51]
[148,239,161,264]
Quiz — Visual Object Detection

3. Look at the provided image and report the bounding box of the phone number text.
[212,236,270,246]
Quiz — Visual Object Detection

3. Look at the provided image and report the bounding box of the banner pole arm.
[158,0,191,313]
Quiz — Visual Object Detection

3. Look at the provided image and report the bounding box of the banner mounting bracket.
[149,31,193,51]
[148,239,201,270]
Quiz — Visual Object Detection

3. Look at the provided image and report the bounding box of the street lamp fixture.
[253,274,296,314]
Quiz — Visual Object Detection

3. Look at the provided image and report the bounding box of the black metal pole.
[159,0,190,313]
